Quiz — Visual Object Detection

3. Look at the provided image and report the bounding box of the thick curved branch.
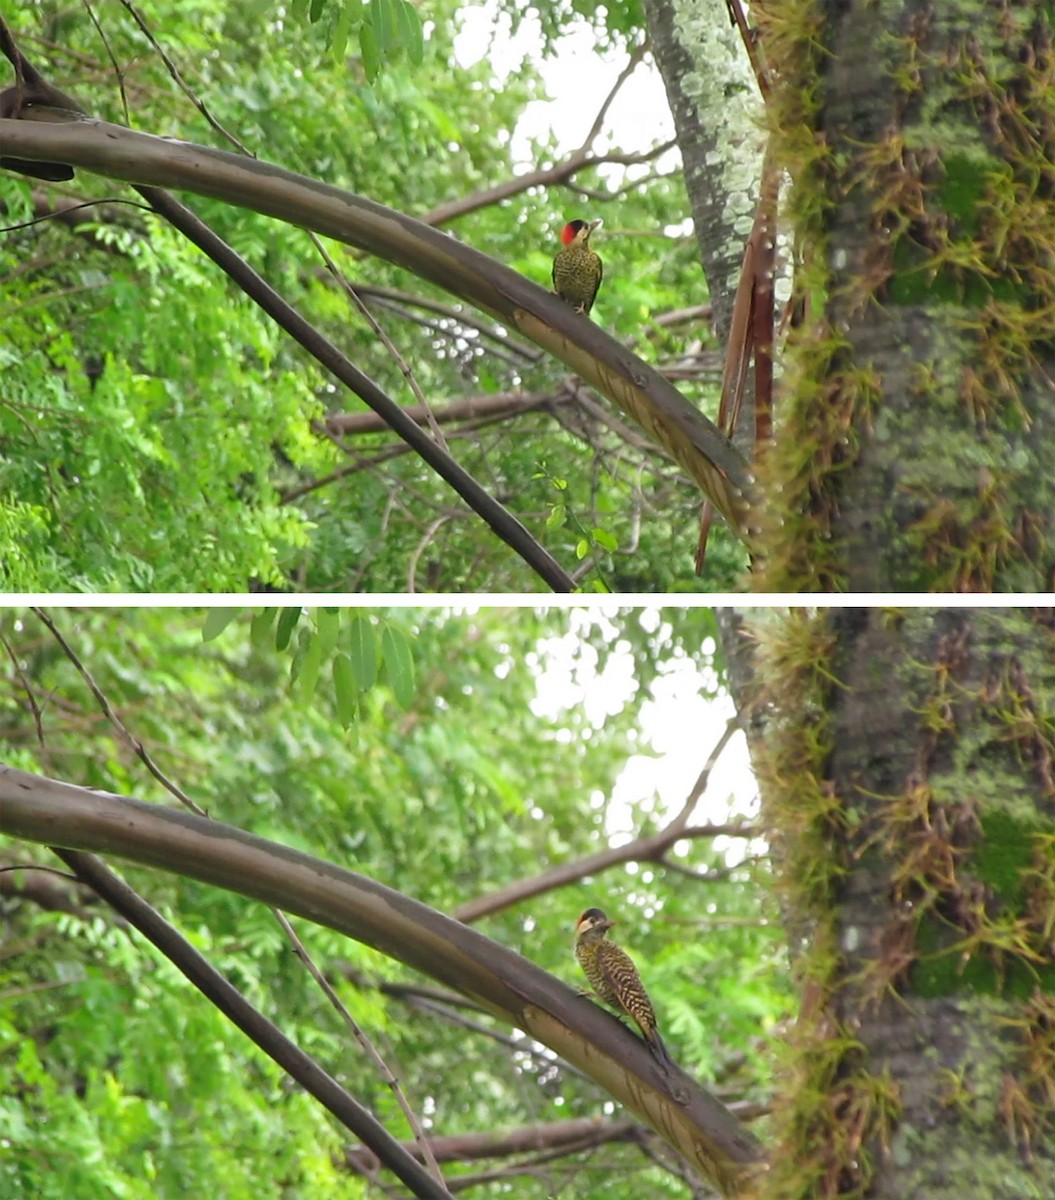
[0,117,749,533]
[1,766,762,1196]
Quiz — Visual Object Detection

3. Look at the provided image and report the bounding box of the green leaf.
[395,0,423,65]
[201,608,240,642]
[250,608,276,650]
[275,607,302,652]
[380,622,415,708]
[346,614,377,691]
[332,0,353,61]
[293,628,324,700]
[591,527,618,552]
[370,0,394,55]
[359,19,379,82]
[575,538,589,559]
[309,0,327,23]
[332,652,358,727]
[315,608,340,659]
[546,504,566,530]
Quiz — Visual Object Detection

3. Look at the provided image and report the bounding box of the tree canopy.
[5,605,1054,1197]
[1,2,738,592]
[0,606,784,1198]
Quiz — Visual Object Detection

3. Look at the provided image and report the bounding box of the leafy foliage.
[0,607,788,1197]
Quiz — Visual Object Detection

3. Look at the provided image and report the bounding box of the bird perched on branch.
[552,218,603,315]
[574,907,673,1067]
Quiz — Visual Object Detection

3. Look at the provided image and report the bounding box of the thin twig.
[277,911,446,1186]
[454,717,750,922]
[667,714,744,834]
[326,391,554,436]
[0,628,45,748]
[419,84,675,228]
[31,608,205,814]
[407,514,455,592]
[577,39,651,152]
[82,0,129,125]
[658,853,768,883]
[118,0,252,153]
[31,606,447,1186]
[348,284,542,361]
[313,236,450,453]
[54,849,457,1200]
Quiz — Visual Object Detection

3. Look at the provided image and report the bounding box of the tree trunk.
[752,0,1055,591]
[642,0,765,455]
[748,606,1055,1197]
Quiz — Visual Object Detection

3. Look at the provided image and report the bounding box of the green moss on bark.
[751,0,1055,591]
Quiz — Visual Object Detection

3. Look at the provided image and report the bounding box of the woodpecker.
[552,218,604,315]
[574,907,673,1067]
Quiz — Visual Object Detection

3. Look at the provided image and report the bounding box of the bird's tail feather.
[646,1029,674,1069]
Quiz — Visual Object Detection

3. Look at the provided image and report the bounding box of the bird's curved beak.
[599,918,616,930]
[588,218,604,232]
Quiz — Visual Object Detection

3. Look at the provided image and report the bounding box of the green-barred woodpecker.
[574,907,673,1067]
[552,218,603,315]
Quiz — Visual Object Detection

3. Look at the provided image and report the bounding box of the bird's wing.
[597,944,631,994]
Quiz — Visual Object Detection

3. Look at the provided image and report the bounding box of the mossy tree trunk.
[740,606,1055,1198]
[753,0,1055,590]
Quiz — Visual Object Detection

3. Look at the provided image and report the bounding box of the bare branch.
[577,40,652,152]
[351,285,542,361]
[454,717,752,923]
[279,911,446,1185]
[347,1116,641,1172]
[326,392,555,436]
[117,0,251,153]
[452,819,756,924]
[0,117,750,529]
[652,304,714,328]
[668,715,744,834]
[658,854,768,883]
[134,186,574,591]
[31,607,205,814]
[420,139,678,228]
[3,772,763,1193]
[408,514,455,592]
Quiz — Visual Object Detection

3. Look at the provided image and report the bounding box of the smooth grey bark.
[642,0,765,454]
[642,0,763,343]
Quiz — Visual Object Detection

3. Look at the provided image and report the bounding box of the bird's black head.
[576,908,614,936]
